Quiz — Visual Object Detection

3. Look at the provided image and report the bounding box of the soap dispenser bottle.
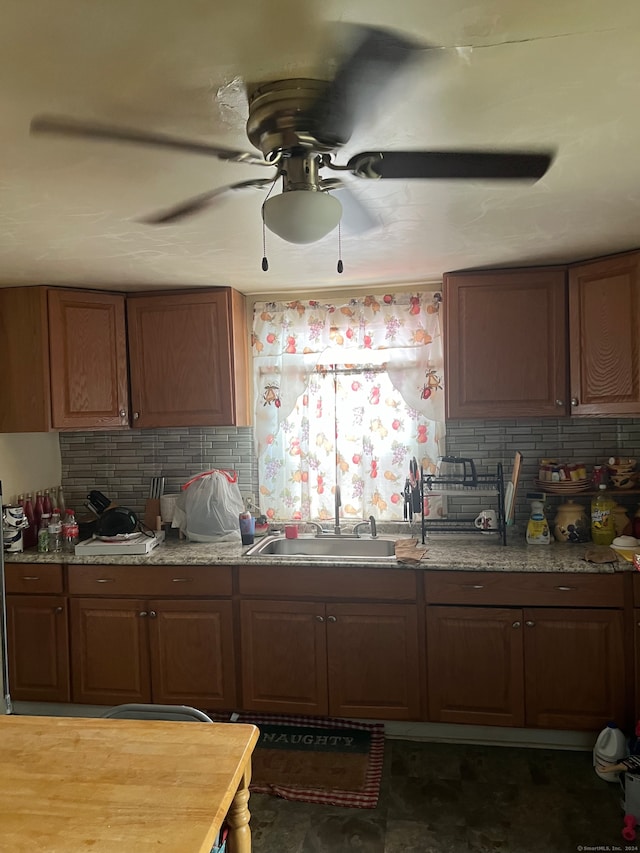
[526,493,551,545]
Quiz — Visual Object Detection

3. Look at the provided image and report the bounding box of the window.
[252,292,444,523]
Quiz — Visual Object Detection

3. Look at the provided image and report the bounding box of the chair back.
[101,703,213,722]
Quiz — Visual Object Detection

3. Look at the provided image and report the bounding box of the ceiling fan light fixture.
[262,190,342,244]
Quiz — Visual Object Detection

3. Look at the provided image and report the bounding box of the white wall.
[0,434,61,503]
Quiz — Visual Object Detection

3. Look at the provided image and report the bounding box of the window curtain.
[252,292,445,522]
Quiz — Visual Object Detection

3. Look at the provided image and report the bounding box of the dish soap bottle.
[526,494,550,544]
[591,485,615,545]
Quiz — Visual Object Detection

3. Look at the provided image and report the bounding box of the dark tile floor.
[249,739,623,852]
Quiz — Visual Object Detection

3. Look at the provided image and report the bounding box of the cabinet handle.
[119,409,127,418]
[96,578,115,584]
[525,620,535,627]
[139,611,148,617]
[133,412,140,420]
[21,576,40,581]
[149,610,157,619]
[171,578,193,583]
[463,584,484,590]
[512,621,521,629]
[570,397,579,407]
[327,615,337,623]
[315,615,324,623]
[54,606,64,614]
[555,399,564,407]
[555,586,574,591]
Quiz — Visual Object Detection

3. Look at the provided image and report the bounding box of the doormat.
[211,713,385,808]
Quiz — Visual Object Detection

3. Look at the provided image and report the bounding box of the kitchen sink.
[244,533,397,561]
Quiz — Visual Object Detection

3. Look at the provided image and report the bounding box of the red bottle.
[34,492,44,529]
[42,489,53,516]
[23,494,36,549]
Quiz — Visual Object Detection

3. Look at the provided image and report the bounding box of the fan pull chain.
[261,221,269,271]
[337,221,343,274]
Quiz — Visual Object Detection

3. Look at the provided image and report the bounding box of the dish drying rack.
[420,458,507,545]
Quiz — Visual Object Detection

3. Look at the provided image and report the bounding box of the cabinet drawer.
[631,574,640,606]
[68,564,232,596]
[424,571,624,607]
[5,563,64,594]
[238,565,417,600]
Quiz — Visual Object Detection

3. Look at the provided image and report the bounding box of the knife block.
[143,499,162,532]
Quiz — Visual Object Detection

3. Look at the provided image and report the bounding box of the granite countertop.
[4,529,631,573]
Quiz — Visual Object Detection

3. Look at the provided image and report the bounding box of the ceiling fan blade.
[312,24,429,146]
[347,150,555,181]
[139,178,275,225]
[321,178,379,234]
[30,115,267,166]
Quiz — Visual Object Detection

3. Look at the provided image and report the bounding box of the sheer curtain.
[252,292,445,522]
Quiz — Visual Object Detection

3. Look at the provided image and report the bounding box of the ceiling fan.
[30,24,554,246]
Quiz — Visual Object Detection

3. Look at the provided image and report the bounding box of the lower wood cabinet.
[240,599,420,719]
[6,594,70,703]
[69,597,236,709]
[4,563,70,703]
[426,599,625,730]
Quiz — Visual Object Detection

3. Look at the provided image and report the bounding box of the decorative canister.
[553,500,590,542]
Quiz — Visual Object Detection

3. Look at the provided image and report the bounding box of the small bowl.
[610,472,637,489]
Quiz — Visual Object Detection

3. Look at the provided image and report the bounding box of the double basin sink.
[244,533,397,562]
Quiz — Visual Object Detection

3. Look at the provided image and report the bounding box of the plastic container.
[526,499,550,544]
[239,512,255,546]
[48,509,62,553]
[594,721,627,781]
[591,485,616,545]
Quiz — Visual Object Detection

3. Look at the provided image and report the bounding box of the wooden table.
[0,715,259,853]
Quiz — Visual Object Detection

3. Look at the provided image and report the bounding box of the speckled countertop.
[4,529,632,573]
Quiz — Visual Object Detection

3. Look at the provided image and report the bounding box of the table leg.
[226,760,252,853]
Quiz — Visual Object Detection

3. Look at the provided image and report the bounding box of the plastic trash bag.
[173,469,244,542]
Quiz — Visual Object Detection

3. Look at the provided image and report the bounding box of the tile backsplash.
[59,418,640,524]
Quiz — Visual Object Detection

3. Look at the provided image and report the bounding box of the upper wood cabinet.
[126,288,250,428]
[568,251,640,415]
[444,268,568,418]
[0,287,129,431]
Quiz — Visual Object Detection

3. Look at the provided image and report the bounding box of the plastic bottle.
[591,485,616,545]
[48,509,62,552]
[594,721,627,781]
[23,494,36,549]
[526,499,550,544]
[62,509,79,553]
[37,514,51,552]
[42,489,53,517]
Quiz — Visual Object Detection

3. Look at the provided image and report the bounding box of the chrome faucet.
[304,520,324,536]
[353,516,377,538]
[334,485,342,534]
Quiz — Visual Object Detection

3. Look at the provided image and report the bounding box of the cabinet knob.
[570,397,579,407]
[463,584,484,590]
[54,606,64,614]
[555,399,564,407]
[525,620,535,627]
[139,611,148,617]
[133,411,140,420]
[315,615,324,623]
[555,586,574,592]
[512,621,521,629]
[327,615,337,623]
[149,610,157,619]
[119,409,127,418]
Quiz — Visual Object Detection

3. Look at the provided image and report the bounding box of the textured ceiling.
[2,0,640,296]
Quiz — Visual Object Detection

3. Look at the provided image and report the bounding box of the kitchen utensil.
[436,456,478,486]
[507,451,523,524]
[474,509,498,532]
[410,457,421,513]
[86,490,112,515]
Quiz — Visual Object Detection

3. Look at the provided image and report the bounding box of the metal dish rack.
[420,462,507,545]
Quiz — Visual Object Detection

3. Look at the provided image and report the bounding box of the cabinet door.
[240,599,328,715]
[6,595,70,702]
[524,608,625,730]
[148,599,236,710]
[444,269,568,418]
[569,252,640,414]
[127,289,250,428]
[48,289,129,429]
[327,603,420,720]
[70,598,151,705]
[426,606,525,727]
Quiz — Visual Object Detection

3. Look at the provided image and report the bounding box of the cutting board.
[505,451,523,525]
